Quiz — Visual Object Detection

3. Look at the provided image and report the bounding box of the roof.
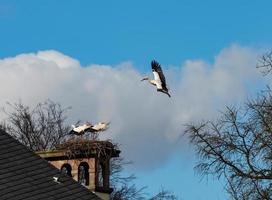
[0,129,101,200]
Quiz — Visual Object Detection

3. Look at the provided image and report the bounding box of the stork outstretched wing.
[151,60,168,91]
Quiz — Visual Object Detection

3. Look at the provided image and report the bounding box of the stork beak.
[141,77,148,81]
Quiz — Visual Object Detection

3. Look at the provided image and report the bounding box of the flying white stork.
[69,122,110,135]
[141,60,171,97]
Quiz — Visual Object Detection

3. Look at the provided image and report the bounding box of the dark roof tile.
[0,129,101,200]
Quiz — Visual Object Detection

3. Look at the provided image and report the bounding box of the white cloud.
[0,44,265,170]
[36,50,80,69]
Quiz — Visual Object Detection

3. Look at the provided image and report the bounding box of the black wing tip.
[151,60,161,70]
[165,92,171,98]
[157,89,171,98]
[151,60,159,65]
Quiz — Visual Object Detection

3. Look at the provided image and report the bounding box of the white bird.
[90,122,110,132]
[141,60,171,97]
[53,176,61,184]
[69,122,93,135]
[69,122,110,135]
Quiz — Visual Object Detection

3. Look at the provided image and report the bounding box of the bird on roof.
[53,176,61,184]
[69,122,110,135]
[141,60,171,97]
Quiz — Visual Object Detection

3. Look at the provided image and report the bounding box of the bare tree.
[110,157,136,187]
[257,50,272,75]
[185,88,272,200]
[110,157,147,200]
[149,187,178,200]
[1,99,178,199]
[110,157,178,200]
[2,99,70,151]
[111,184,146,200]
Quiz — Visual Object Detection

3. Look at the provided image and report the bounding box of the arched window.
[78,162,89,186]
[61,164,72,177]
[97,162,103,187]
[96,160,110,189]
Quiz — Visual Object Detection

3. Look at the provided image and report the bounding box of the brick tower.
[37,139,120,200]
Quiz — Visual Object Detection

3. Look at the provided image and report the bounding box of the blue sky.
[1,1,272,199]
[1,0,272,68]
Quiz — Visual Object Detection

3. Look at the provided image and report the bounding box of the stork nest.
[57,138,120,161]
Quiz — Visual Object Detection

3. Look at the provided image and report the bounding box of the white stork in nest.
[141,60,171,97]
[91,122,110,132]
[69,122,110,136]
